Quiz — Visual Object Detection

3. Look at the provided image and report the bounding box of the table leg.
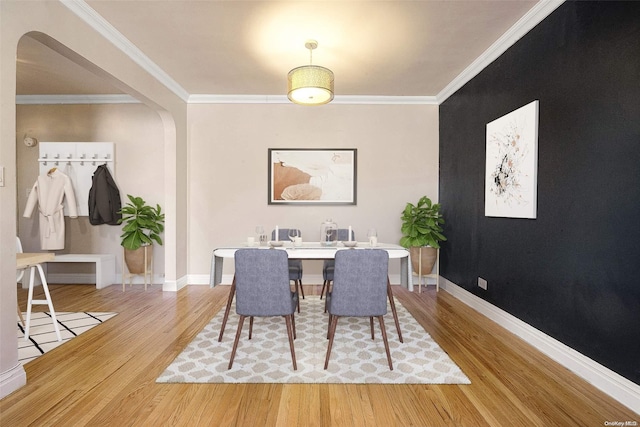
[25,264,62,342]
[210,254,224,287]
[17,305,25,327]
[25,266,36,339]
[401,256,414,291]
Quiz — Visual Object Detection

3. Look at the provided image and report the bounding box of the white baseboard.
[440,277,640,413]
[163,275,189,292]
[0,363,26,400]
[21,271,188,293]
[44,273,164,287]
[25,272,186,291]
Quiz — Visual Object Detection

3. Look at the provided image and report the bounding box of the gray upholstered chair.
[324,249,393,370]
[320,228,355,300]
[228,248,298,370]
[272,228,304,310]
[320,229,403,343]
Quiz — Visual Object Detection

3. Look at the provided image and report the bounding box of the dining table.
[211,241,409,343]
[209,241,414,291]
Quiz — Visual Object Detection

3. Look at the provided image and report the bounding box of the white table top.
[17,252,55,269]
[213,242,409,259]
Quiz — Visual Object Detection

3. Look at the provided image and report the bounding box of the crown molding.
[333,96,438,105]
[16,94,140,105]
[436,0,565,104]
[42,0,563,106]
[188,94,438,105]
[17,94,437,106]
[60,0,190,102]
[188,95,290,104]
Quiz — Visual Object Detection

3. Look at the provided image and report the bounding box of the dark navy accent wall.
[439,1,640,383]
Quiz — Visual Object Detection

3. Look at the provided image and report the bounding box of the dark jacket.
[88,164,122,225]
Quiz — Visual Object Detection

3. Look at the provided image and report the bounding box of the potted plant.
[118,195,165,275]
[399,196,446,277]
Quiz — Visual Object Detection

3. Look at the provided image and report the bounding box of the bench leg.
[96,256,116,289]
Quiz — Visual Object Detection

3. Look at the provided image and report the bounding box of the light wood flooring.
[3,283,638,426]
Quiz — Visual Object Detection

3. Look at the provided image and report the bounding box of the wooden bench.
[47,254,116,289]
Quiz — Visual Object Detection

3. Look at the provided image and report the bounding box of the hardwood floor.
[3,283,638,426]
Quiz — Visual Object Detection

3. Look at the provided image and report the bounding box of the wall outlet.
[478,277,488,290]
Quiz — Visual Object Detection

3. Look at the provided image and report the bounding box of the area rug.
[157,298,470,384]
[17,312,117,365]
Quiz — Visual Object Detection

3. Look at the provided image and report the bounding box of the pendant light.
[287,40,334,106]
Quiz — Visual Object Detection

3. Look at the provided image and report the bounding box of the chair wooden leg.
[285,315,297,370]
[218,278,236,342]
[295,283,301,313]
[387,278,403,343]
[249,316,254,340]
[298,280,305,299]
[377,316,393,371]
[292,313,296,339]
[324,287,332,313]
[320,280,328,299]
[370,317,375,339]
[228,315,246,369]
[324,315,339,369]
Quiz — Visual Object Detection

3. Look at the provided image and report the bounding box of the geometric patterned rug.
[17,312,117,365]
[156,298,470,384]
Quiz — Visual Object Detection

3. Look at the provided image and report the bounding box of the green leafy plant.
[399,196,446,249]
[118,195,165,250]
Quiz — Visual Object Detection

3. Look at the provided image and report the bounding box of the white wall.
[1,1,187,399]
[188,103,439,283]
[16,104,165,279]
[15,101,440,285]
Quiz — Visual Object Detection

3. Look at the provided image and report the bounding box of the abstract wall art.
[485,100,539,218]
[268,148,357,205]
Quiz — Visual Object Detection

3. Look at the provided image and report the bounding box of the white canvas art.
[485,100,539,218]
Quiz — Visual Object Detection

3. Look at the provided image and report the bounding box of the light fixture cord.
[309,47,313,65]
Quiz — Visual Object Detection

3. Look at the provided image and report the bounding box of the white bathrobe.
[24,169,78,250]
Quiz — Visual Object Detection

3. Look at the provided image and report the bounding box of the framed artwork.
[485,100,539,219]
[268,148,357,205]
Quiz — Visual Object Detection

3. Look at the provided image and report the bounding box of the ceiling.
[16,0,542,102]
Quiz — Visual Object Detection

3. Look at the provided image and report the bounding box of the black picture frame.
[268,148,357,205]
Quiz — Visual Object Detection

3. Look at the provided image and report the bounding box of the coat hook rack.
[36,142,115,217]
[38,153,113,165]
